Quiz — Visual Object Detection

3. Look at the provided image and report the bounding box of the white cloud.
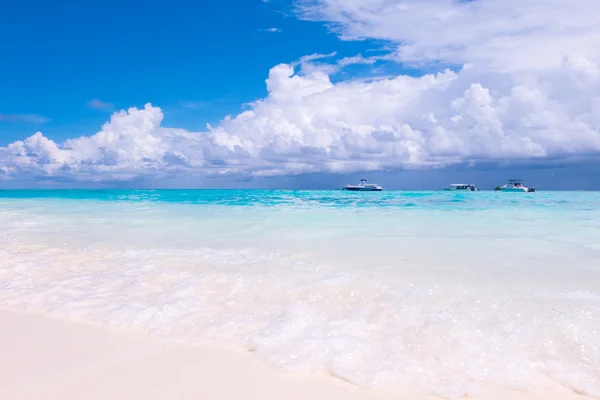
[295,0,600,73]
[0,104,202,181]
[87,99,114,111]
[261,27,282,33]
[291,51,337,67]
[337,54,386,67]
[2,0,600,182]
[3,62,599,181]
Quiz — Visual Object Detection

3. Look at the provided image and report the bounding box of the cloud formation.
[87,99,115,111]
[296,0,600,73]
[0,104,198,181]
[260,27,282,33]
[2,0,600,182]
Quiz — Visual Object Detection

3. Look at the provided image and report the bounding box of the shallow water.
[1,190,599,398]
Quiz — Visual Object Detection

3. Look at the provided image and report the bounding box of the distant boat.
[498,179,536,192]
[444,183,479,191]
[343,178,383,191]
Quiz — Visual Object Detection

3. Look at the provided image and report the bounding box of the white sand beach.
[0,309,393,400]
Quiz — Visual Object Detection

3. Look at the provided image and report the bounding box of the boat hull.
[344,187,383,191]
[500,187,535,192]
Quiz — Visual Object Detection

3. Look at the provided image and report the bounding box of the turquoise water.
[1,190,599,398]
[1,189,598,210]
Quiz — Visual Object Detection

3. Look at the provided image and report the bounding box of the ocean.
[1,190,599,398]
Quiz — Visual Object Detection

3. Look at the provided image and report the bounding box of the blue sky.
[1,0,600,189]
[0,0,376,144]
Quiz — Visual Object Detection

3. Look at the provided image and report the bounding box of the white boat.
[343,178,383,191]
[444,183,479,191]
[498,179,536,192]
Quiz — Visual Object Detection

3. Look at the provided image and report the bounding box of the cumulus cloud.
[0,104,202,181]
[3,62,599,181]
[205,62,600,176]
[2,0,600,182]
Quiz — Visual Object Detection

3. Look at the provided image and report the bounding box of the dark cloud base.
[2,161,599,190]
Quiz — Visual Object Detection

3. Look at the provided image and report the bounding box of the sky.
[1,0,600,189]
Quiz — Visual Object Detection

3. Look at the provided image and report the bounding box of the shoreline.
[0,308,395,400]
[1,308,595,400]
